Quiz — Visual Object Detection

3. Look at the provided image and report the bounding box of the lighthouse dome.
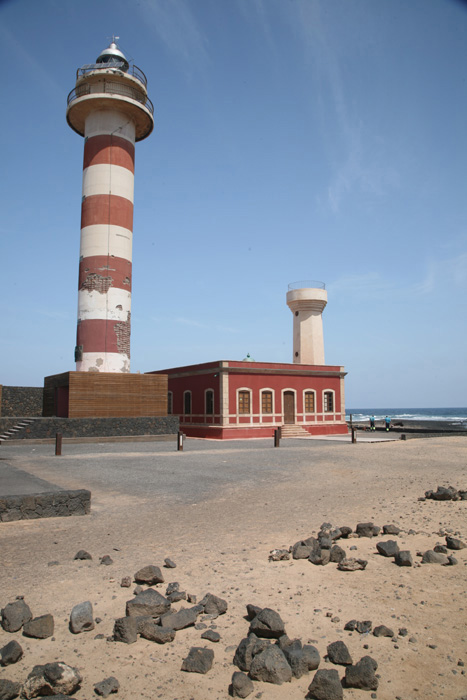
[96,41,129,71]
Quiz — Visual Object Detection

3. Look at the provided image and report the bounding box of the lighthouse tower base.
[43,371,167,418]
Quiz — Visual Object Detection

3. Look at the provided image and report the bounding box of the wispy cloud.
[137,0,209,76]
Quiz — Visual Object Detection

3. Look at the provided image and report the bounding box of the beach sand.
[0,435,466,699]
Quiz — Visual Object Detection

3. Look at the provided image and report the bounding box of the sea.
[346,407,467,427]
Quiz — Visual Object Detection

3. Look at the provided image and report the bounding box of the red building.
[149,359,347,439]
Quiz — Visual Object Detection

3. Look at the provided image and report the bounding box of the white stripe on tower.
[77,110,136,373]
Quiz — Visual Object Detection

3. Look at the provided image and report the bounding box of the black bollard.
[400,434,406,441]
[55,432,62,456]
[274,428,280,447]
[351,427,357,444]
[177,431,184,451]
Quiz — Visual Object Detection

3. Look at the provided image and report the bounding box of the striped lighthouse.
[66,40,153,373]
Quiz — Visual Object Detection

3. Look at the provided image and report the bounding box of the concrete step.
[0,419,37,443]
[280,424,311,438]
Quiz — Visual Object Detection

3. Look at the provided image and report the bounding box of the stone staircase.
[0,418,38,444]
[280,424,311,439]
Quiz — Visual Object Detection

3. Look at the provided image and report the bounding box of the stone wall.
[0,490,91,522]
[0,386,43,417]
[0,416,179,440]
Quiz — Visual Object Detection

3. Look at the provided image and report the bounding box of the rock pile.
[423,485,467,501]
[230,604,380,698]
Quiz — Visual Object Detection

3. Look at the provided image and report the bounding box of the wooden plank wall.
[68,372,168,418]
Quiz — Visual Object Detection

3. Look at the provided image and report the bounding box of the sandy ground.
[0,436,466,700]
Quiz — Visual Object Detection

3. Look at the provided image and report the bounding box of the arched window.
[167,391,173,415]
[323,391,334,412]
[238,390,251,414]
[205,389,214,415]
[261,390,273,414]
[304,391,315,413]
[184,391,192,415]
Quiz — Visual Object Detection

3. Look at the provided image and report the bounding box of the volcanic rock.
[164,558,177,568]
[201,629,220,642]
[376,540,399,557]
[231,671,254,698]
[425,485,459,500]
[292,541,314,559]
[200,593,228,616]
[327,640,352,665]
[0,640,23,667]
[338,526,352,538]
[356,522,380,538]
[249,607,286,639]
[246,604,262,620]
[309,548,330,566]
[383,524,401,535]
[70,601,94,633]
[99,555,113,565]
[23,614,54,639]
[1,600,32,633]
[94,676,119,697]
[139,621,175,644]
[134,565,164,585]
[421,550,450,565]
[234,635,260,671]
[181,646,214,674]
[159,606,199,630]
[74,550,92,560]
[344,655,378,690]
[307,668,343,700]
[113,617,137,644]
[446,536,466,550]
[280,639,319,678]
[269,549,290,561]
[0,679,21,700]
[395,550,413,566]
[21,662,82,699]
[249,645,292,684]
[329,545,346,563]
[126,588,171,617]
[373,625,394,637]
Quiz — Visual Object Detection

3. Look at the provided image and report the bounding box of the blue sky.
[1,0,466,407]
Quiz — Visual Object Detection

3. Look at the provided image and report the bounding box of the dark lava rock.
[0,678,21,700]
[134,565,164,585]
[70,601,94,634]
[0,640,23,666]
[126,588,171,618]
[22,662,82,698]
[344,656,378,690]
[249,645,292,684]
[329,545,346,563]
[373,625,394,637]
[327,640,353,665]
[446,536,466,550]
[318,534,333,550]
[120,577,131,588]
[292,541,314,559]
[356,522,380,538]
[160,606,199,630]
[395,550,413,567]
[167,590,186,603]
[344,620,372,634]
[376,540,399,557]
[425,486,459,500]
[23,614,54,639]
[307,668,343,700]
[249,607,286,639]
[337,558,367,571]
[421,550,450,565]
[281,639,319,678]
[181,646,214,674]
[99,555,113,566]
[1,600,32,633]
[113,617,137,644]
[434,544,448,553]
[166,581,180,595]
[344,619,357,631]
[382,524,401,535]
[459,490,467,500]
[309,548,331,566]
[231,671,254,698]
[246,604,262,620]
[139,621,175,644]
[338,526,352,538]
[448,555,458,565]
[234,635,260,671]
[94,676,119,697]
[201,629,220,642]
[164,558,177,568]
[200,593,228,616]
[74,550,92,560]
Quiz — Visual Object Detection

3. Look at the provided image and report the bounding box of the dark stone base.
[0,416,179,441]
[0,489,91,522]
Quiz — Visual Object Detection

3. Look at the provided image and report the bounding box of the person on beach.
[385,416,391,431]
[370,415,376,431]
